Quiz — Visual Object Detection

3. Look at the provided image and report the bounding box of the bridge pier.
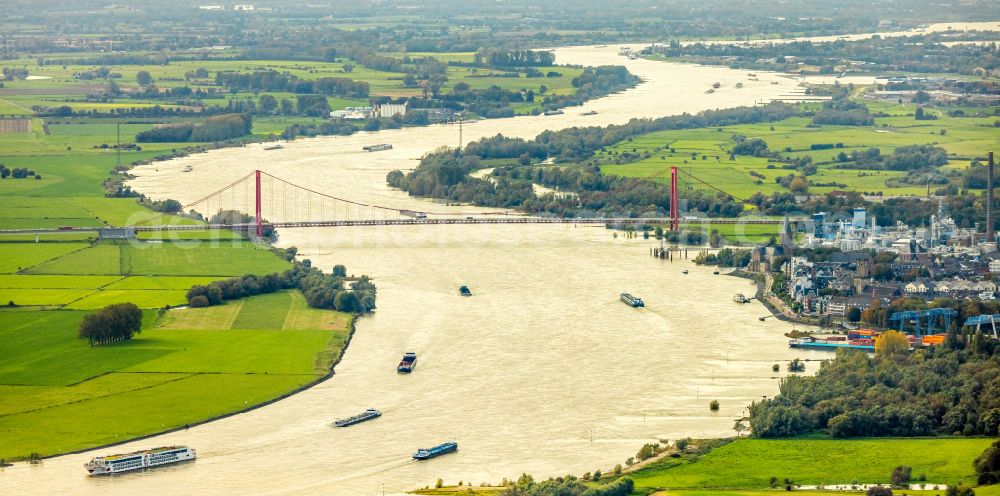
[669,166,679,232]
[255,170,263,237]
[652,246,688,260]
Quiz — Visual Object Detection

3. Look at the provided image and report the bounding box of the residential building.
[376,103,407,118]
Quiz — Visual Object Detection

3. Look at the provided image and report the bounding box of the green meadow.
[120,241,291,276]
[0,84,327,460]
[601,102,998,199]
[419,437,993,495]
[0,243,90,273]
[0,241,291,309]
[0,50,583,119]
[627,438,989,491]
[0,290,352,460]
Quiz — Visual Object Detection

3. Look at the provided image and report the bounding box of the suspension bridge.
[1,167,795,237]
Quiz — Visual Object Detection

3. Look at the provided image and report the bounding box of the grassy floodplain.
[601,101,998,199]
[0,60,360,459]
[0,290,352,461]
[0,51,583,118]
[418,437,993,495]
[626,438,989,490]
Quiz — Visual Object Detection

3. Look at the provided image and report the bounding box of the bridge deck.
[0,217,794,235]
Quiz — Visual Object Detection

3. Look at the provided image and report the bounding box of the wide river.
[6,45,854,495]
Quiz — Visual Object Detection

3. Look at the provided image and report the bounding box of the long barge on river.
[789,336,874,352]
[413,441,458,460]
[333,408,382,427]
[85,446,196,475]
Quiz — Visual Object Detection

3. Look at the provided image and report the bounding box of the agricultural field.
[680,222,783,244]
[627,438,990,491]
[63,289,190,310]
[0,51,583,118]
[601,102,999,199]
[0,243,90,273]
[24,243,123,275]
[0,290,353,460]
[0,46,343,462]
[0,240,290,309]
[418,437,994,496]
[137,229,240,240]
[121,241,291,276]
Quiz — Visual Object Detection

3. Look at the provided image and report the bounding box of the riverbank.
[1,46,826,495]
[417,436,992,495]
[65,309,359,462]
[724,269,827,327]
[0,287,358,462]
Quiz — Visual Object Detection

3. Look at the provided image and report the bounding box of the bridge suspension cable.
[123,166,765,234]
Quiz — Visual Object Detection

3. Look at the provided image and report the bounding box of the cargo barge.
[620,292,644,307]
[333,408,382,427]
[85,446,196,475]
[413,441,458,460]
[398,352,417,373]
[789,337,874,352]
[363,144,393,152]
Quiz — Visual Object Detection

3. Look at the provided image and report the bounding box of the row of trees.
[475,48,555,67]
[837,144,950,171]
[812,100,875,126]
[463,102,797,164]
[0,165,38,179]
[748,341,1000,438]
[695,247,753,267]
[185,263,376,314]
[78,303,143,346]
[135,113,252,143]
[648,35,1000,77]
[385,103,796,216]
[387,151,744,218]
[215,71,370,98]
[499,473,634,496]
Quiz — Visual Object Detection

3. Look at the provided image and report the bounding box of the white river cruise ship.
[84,446,196,475]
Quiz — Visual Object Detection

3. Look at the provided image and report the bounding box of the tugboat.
[620,292,644,307]
[333,408,382,427]
[713,270,720,275]
[733,293,750,303]
[712,82,721,89]
[397,352,417,373]
[459,285,472,297]
[413,442,458,460]
[682,269,689,274]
